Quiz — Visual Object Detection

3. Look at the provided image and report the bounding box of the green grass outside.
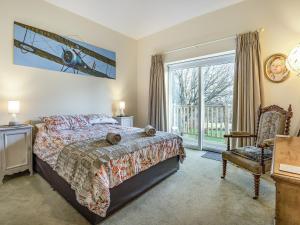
[204,135,224,143]
[184,129,226,144]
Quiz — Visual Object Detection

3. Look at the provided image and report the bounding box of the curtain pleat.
[148,55,167,131]
[232,31,264,146]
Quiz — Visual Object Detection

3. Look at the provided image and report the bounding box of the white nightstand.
[113,116,134,127]
[0,125,33,184]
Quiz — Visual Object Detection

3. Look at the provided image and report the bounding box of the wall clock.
[264,54,289,83]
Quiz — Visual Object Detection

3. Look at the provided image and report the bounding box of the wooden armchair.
[221,105,293,199]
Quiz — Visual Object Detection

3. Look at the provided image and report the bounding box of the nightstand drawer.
[2,130,30,170]
[113,116,134,127]
[0,125,32,184]
[121,118,133,127]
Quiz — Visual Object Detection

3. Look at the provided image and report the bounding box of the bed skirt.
[33,154,180,225]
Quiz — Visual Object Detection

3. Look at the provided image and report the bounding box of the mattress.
[33,123,185,217]
[34,154,179,225]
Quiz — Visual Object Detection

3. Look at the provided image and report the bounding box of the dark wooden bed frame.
[34,154,180,225]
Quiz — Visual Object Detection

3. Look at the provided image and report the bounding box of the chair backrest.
[255,105,292,146]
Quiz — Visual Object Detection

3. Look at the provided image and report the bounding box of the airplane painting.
[14,21,116,79]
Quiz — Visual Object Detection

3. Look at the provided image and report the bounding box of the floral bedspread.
[34,123,139,167]
[33,124,185,217]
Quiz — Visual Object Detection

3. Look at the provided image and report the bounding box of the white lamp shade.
[287,45,300,75]
[8,101,20,114]
[119,101,126,110]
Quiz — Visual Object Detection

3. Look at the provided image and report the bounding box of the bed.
[32,114,185,225]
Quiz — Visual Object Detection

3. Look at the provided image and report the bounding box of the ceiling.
[45,0,244,39]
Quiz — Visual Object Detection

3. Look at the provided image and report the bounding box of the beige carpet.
[0,150,275,225]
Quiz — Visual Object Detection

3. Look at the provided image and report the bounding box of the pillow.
[35,123,46,131]
[85,114,118,125]
[41,115,71,131]
[32,123,46,140]
[84,114,99,124]
[95,117,118,124]
[67,115,90,130]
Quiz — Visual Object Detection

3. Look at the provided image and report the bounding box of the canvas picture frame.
[14,21,116,79]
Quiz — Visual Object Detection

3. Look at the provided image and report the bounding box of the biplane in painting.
[14,21,116,79]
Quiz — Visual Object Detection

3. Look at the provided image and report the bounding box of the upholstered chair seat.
[222,150,272,175]
[230,146,273,162]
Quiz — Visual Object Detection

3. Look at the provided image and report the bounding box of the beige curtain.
[148,55,167,131]
[232,31,264,146]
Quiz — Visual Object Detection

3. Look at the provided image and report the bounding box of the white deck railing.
[172,104,232,138]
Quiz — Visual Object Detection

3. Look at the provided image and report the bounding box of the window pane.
[169,67,200,146]
[202,62,234,150]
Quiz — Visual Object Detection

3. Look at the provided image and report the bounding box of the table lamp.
[119,101,126,116]
[8,100,20,126]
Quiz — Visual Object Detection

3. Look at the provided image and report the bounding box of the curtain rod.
[163,28,265,55]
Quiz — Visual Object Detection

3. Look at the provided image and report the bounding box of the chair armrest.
[264,138,274,146]
[224,131,256,138]
[224,131,257,152]
[258,138,274,148]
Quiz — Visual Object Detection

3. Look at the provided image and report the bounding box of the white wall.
[0,0,137,124]
[137,0,300,134]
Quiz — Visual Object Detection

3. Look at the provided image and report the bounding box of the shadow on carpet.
[201,151,222,161]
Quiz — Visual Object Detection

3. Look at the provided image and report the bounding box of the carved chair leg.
[260,147,265,174]
[253,174,260,199]
[221,159,227,179]
[262,164,265,174]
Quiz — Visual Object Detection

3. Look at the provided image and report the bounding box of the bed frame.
[34,154,179,225]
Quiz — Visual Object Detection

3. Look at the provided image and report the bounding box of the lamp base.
[8,121,20,126]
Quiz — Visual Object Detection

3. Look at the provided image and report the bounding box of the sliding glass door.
[168,53,235,151]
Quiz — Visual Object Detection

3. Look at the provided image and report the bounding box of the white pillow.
[90,117,118,125]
